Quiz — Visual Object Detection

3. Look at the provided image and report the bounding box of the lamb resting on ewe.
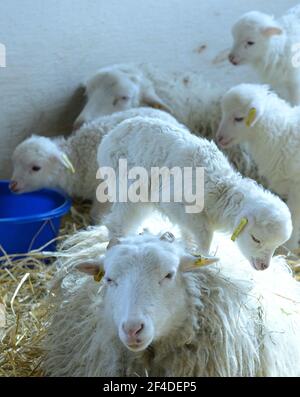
[10,108,177,222]
[98,116,292,270]
[229,5,300,105]
[216,83,300,249]
[43,231,300,377]
[75,63,262,183]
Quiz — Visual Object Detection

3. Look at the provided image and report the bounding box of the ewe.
[229,6,300,105]
[43,231,300,377]
[98,116,292,270]
[75,63,261,182]
[10,108,176,221]
[216,83,300,249]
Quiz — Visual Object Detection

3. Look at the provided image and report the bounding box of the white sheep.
[98,116,292,270]
[216,83,300,250]
[229,5,300,105]
[42,230,300,377]
[10,107,177,221]
[75,63,262,183]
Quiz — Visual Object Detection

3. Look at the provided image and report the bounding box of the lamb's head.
[232,188,292,270]
[216,83,269,148]
[74,65,170,128]
[229,11,283,66]
[10,135,73,193]
[77,232,218,352]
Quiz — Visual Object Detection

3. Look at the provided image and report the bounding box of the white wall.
[0,0,297,177]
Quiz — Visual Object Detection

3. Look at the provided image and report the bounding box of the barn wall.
[0,0,296,177]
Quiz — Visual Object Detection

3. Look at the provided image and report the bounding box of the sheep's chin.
[230,58,246,66]
[16,188,35,194]
[218,137,236,148]
[10,187,29,194]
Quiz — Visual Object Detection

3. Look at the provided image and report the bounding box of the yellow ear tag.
[152,103,163,110]
[231,217,248,242]
[94,269,105,283]
[61,154,76,174]
[245,108,256,127]
[193,254,219,268]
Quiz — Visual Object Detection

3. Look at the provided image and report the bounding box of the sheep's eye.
[165,272,174,280]
[234,117,244,122]
[32,165,41,172]
[113,96,129,106]
[247,41,255,46]
[251,235,261,244]
[105,277,114,284]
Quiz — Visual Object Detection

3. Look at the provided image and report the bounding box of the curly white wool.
[42,231,300,377]
[98,116,292,269]
[75,63,261,182]
[10,108,177,221]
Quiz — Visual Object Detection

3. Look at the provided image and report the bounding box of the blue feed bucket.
[0,180,72,256]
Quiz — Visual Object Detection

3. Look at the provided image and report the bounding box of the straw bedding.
[0,200,299,377]
[0,200,91,376]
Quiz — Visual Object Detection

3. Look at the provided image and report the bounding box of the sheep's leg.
[90,199,112,225]
[159,203,213,254]
[104,202,154,238]
[286,190,300,250]
[185,215,214,254]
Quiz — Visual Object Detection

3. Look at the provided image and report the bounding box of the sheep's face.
[235,203,292,270]
[10,137,65,193]
[77,234,218,352]
[74,66,170,128]
[216,84,265,148]
[229,12,283,66]
[104,243,187,352]
[75,71,142,127]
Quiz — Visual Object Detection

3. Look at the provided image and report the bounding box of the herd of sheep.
[9,6,300,376]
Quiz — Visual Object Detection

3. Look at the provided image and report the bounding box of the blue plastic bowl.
[0,180,72,256]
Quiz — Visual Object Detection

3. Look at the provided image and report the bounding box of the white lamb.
[216,83,300,250]
[10,108,177,221]
[74,63,262,182]
[42,230,300,377]
[98,116,292,270]
[229,5,300,105]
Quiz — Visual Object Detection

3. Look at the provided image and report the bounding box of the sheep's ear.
[179,254,219,272]
[141,85,172,113]
[107,237,121,250]
[76,260,105,282]
[261,26,283,37]
[73,116,84,130]
[160,231,175,243]
[57,153,76,174]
